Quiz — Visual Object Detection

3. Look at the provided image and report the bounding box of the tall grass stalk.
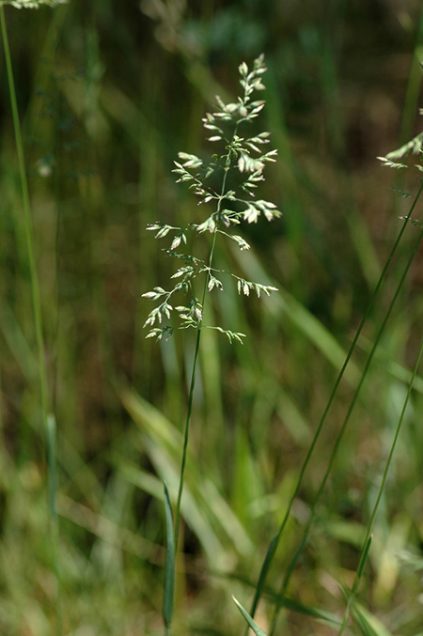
[0,8,62,634]
[0,7,49,431]
[268,199,423,635]
[143,56,281,632]
[173,230,217,547]
[337,340,423,635]
[173,138,235,545]
[247,180,423,628]
[47,414,63,636]
[163,483,175,636]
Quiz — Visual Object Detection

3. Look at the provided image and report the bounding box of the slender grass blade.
[163,483,175,632]
[233,596,268,636]
[351,602,392,636]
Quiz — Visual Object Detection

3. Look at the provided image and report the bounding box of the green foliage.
[163,483,175,631]
[1,2,423,635]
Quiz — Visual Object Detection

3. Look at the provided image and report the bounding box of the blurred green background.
[1,1,423,634]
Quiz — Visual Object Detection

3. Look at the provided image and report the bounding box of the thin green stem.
[173,232,218,548]
[173,140,235,548]
[0,9,61,635]
[170,141,235,636]
[247,181,423,629]
[47,415,63,635]
[337,340,423,635]
[0,7,49,430]
[268,207,423,636]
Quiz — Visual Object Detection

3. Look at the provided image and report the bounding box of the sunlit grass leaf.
[351,602,392,636]
[120,457,225,563]
[121,389,253,562]
[163,483,175,630]
[233,596,267,636]
[0,0,67,7]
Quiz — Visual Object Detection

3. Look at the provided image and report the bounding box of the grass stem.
[268,190,423,635]
[0,8,61,634]
[337,340,423,635]
[0,7,49,432]
[171,139,235,632]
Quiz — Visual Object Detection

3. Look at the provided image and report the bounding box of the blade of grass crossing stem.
[264,588,341,626]
[249,535,278,623]
[233,597,268,636]
[215,569,341,627]
[247,181,423,628]
[338,341,423,635]
[357,535,373,581]
[336,537,373,636]
[163,483,175,635]
[268,216,423,636]
[0,7,49,433]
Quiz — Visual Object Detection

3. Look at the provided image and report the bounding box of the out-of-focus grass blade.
[233,596,267,636]
[324,518,366,548]
[358,336,423,394]
[248,534,278,620]
[357,535,372,580]
[346,210,381,288]
[163,483,175,632]
[267,590,341,626]
[47,414,57,521]
[351,602,392,636]
[212,569,341,627]
[121,390,253,558]
[234,248,359,380]
[0,303,36,381]
[120,459,225,562]
[246,526,342,627]
[46,413,63,635]
[231,427,263,527]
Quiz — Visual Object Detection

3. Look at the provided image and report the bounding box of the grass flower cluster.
[143,54,279,345]
[143,54,282,634]
[0,0,66,7]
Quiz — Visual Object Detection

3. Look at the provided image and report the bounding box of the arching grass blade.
[163,483,175,635]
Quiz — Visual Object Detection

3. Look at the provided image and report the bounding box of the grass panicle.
[143,54,280,632]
